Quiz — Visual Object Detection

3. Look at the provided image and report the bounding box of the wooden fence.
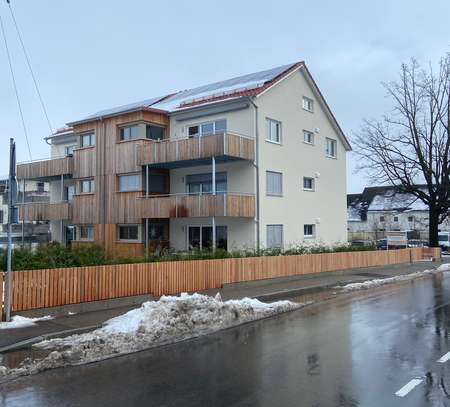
[0,247,437,316]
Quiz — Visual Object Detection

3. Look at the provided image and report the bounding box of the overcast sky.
[0,0,449,192]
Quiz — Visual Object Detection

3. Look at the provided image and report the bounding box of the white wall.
[256,68,348,247]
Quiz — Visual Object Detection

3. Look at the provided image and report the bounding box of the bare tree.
[353,54,449,247]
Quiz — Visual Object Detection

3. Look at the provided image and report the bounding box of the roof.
[68,62,301,126]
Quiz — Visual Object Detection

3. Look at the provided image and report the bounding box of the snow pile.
[339,269,435,291]
[437,263,450,272]
[0,315,53,330]
[0,293,301,380]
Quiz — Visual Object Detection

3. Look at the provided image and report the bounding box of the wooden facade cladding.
[73,147,96,178]
[135,133,255,166]
[18,202,72,221]
[137,193,255,219]
[17,156,73,180]
[72,194,97,224]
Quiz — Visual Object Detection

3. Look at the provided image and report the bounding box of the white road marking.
[437,352,450,363]
[395,379,423,397]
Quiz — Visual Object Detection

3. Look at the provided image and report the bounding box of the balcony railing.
[137,192,255,219]
[136,132,255,167]
[17,156,74,180]
[18,201,72,221]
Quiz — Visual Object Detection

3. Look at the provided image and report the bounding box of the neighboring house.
[16,61,351,257]
[347,186,450,242]
[0,178,50,248]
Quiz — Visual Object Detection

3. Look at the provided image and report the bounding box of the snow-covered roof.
[68,62,301,125]
[368,192,427,212]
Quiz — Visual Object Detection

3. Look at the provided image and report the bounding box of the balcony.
[136,132,255,168]
[18,201,72,221]
[17,156,74,180]
[137,193,255,219]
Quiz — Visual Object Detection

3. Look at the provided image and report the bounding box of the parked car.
[350,240,373,248]
[407,239,428,248]
[438,232,450,252]
[376,238,388,250]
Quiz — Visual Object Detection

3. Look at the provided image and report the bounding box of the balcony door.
[186,172,227,195]
[188,225,227,251]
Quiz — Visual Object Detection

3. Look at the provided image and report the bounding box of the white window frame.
[187,119,227,139]
[303,130,314,145]
[78,225,94,241]
[186,224,228,251]
[118,173,142,192]
[80,178,95,194]
[303,177,315,191]
[64,145,76,156]
[266,224,283,249]
[265,118,282,144]
[302,97,314,112]
[80,132,95,148]
[326,138,337,158]
[266,171,283,196]
[117,224,141,242]
[303,224,315,239]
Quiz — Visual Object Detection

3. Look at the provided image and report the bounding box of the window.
[0,210,3,224]
[65,145,75,156]
[302,97,314,112]
[188,225,227,251]
[118,225,140,242]
[267,225,283,248]
[78,225,94,241]
[266,118,282,144]
[266,171,283,196]
[326,138,337,158]
[81,132,95,147]
[380,216,385,222]
[66,185,76,201]
[393,216,399,222]
[147,173,167,194]
[118,174,141,192]
[120,125,140,141]
[186,172,227,195]
[146,124,165,140]
[36,182,45,193]
[148,222,168,241]
[304,224,315,238]
[80,179,95,193]
[187,119,227,138]
[408,216,414,222]
[303,130,314,145]
[303,177,315,191]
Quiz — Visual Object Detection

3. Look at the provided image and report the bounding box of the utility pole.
[4,138,17,322]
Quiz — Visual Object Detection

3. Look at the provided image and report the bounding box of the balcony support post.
[145,218,149,258]
[212,156,216,251]
[21,178,25,246]
[145,165,149,197]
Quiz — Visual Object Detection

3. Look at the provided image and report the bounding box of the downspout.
[248,97,260,252]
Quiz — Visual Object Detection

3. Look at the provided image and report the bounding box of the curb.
[0,324,101,353]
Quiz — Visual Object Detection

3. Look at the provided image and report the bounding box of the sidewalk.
[0,259,446,351]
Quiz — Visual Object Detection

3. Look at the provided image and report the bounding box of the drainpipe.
[247,97,260,252]
[21,179,25,246]
[145,165,149,257]
[61,174,64,245]
[212,156,216,251]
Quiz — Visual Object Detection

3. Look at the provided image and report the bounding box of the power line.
[0,9,32,161]
[7,1,54,135]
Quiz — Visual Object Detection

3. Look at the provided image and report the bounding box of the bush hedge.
[0,241,376,271]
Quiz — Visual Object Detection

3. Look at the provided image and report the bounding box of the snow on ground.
[437,263,450,272]
[0,315,53,330]
[0,293,302,380]
[339,269,435,292]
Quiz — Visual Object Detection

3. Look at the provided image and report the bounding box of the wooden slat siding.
[10,248,427,311]
[73,147,96,178]
[423,247,441,260]
[72,193,97,224]
[17,156,73,180]
[18,202,72,221]
[136,133,255,166]
[137,194,255,219]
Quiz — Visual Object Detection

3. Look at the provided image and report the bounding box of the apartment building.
[16,61,351,257]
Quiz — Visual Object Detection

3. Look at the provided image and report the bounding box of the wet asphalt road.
[2,273,450,406]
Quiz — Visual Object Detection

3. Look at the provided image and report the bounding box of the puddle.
[275,288,338,304]
[0,348,50,369]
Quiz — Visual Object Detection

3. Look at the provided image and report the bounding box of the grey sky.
[0,0,449,192]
